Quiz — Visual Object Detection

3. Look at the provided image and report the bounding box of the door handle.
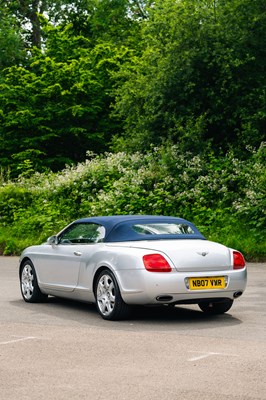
[74,251,82,256]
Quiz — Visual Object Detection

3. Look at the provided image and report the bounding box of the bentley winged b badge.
[197,251,209,257]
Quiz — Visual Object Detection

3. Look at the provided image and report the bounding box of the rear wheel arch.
[93,266,109,294]
[93,267,131,320]
[93,265,119,294]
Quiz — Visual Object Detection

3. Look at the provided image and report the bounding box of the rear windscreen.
[132,223,195,235]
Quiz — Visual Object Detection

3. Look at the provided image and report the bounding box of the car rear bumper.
[117,267,247,305]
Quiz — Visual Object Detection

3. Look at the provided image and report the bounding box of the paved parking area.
[0,257,266,400]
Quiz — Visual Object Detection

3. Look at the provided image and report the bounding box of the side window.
[59,223,105,244]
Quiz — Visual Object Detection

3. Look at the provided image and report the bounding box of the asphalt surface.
[0,257,265,400]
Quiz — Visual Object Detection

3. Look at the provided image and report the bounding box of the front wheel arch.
[19,257,31,276]
[19,258,47,303]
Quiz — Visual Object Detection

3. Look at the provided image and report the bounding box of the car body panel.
[19,215,247,310]
[106,240,232,272]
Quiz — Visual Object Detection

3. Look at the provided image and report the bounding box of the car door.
[35,222,105,291]
[35,243,85,291]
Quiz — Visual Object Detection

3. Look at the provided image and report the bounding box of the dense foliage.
[0,1,265,259]
[0,145,265,259]
[0,0,144,175]
[0,0,265,175]
[113,0,266,154]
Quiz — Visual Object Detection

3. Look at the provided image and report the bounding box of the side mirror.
[47,235,58,245]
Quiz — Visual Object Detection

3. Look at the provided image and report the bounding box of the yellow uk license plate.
[189,276,226,290]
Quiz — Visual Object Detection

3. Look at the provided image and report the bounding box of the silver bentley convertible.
[19,215,247,320]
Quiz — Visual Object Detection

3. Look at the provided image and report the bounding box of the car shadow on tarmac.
[11,295,243,332]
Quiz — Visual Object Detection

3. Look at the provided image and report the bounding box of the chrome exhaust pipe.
[156,295,173,302]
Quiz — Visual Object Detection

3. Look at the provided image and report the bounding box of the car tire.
[20,259,47,303]
[198,299,234,315]
[95,269,131,320]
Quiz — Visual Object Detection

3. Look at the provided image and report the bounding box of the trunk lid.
[109,239,232,272]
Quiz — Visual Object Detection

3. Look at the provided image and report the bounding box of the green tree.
[2,0,94,48]
[0,5,24,70]
[3,0,149,49]
[0,1,147,176]
[89,0,148,46]
[0,21,132,175]
[113,0,266,154]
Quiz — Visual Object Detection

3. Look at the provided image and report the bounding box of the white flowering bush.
[0,144,265,259]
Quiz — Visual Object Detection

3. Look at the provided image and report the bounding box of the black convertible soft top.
[73,215,205,242]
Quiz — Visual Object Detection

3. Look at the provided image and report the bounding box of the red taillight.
[143,254,172,272]
[233,251,245,269]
